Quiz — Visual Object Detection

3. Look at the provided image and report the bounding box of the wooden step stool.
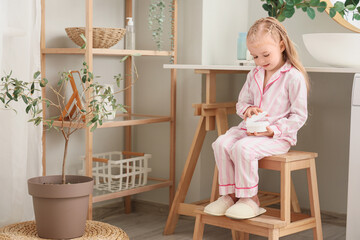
[193,151,323,240]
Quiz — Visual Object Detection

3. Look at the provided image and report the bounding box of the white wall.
[134,0,204,204]
[202,0,248,64]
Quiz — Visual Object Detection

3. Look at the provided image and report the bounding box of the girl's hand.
[247,127,274,137]
[244,106,263,121]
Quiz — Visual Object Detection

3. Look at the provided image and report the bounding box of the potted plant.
[260,0,360,22]
[0,57,132,239]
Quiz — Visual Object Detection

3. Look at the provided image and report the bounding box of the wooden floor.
[95,200,346,240]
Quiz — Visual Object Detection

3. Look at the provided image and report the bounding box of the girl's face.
[247,33,285,74]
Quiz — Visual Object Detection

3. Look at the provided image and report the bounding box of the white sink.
[303,33,360,68]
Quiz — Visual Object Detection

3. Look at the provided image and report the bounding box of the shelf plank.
[42,48,174,56]
[45,114,171,129]
[42,48,85,55]
[93,180,172,203]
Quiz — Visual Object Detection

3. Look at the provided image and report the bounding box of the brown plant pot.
[28,175,93,239]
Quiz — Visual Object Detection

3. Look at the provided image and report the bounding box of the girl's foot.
[204,195,235,216]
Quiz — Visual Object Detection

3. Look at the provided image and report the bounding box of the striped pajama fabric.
[212,127,290,198]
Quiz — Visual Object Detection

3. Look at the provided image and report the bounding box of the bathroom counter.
[164,64,360,73]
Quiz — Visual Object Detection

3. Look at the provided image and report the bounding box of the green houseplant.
[0,56,133,238]
[261,0,360,22]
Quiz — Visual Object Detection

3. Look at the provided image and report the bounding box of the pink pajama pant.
[212,126,291,198]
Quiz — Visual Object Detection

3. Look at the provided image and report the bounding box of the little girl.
[204,17,309,219]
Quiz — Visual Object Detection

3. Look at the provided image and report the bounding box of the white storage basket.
[81,151,152,192]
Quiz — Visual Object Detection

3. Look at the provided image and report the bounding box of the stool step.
[262,151,317,162]
[195,208,316,238]
[195,209,286,229]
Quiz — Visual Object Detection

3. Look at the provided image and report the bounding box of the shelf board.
[164,64,360,73]
[45,113,171,129]
[92,178,172,203]
[42,48,174,56]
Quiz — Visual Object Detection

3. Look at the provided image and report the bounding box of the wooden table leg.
[163,116,207,235]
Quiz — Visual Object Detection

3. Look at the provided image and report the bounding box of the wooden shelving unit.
[40,0,177,218]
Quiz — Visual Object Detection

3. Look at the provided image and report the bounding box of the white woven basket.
[82,151,152,192]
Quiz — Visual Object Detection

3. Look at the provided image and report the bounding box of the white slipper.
[225,198,266,219]
[204,195,234,216]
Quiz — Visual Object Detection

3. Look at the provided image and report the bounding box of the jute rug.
[0,220,129,240]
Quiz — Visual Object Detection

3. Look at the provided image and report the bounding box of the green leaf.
[33,71,41,79]
[45,99,50,107]
[120,55,129,62]
[317,2,327,12]
[80,34,87,49]
[354,13,360,20]
[345,0,359,7]
[90,122,98,132]
[284,7,295,18]
[0,97,4,103]
[346,4,356,10]
[287,0,294,6]
[88,72,94,80]
[40,78,48,87]
[22,95,28,104]
[90,114,99,123]
[82,75,87,83]
[26,105,32,113]
[329,7,337,17]
[307,7,316,19]
[334,1,345,11]
[310,0,320,7]
[302,6,308,12]
[6,92,12,100]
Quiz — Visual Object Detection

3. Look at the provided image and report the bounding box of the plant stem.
[62,137,69,184]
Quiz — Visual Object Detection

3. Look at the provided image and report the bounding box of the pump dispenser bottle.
[125,17,135,50]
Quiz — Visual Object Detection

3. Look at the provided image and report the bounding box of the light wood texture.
[47,114,171,128]
[164,63,360,73]
[280,162,291,224]
[307,158,323,240]
[193,213,204,240]
[164,117,207,234]
[192,154,323,240]
[124,0,133,215]
[42,48,174,56]
[169,0,178,208]
[100,202,345,240]
[93,180,172,203]
[85,0,94,220]
[41,0,177,220]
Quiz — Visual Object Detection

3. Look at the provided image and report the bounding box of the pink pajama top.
[236,62,308,146]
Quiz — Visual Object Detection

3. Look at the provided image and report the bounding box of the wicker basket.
[65,27,126,48]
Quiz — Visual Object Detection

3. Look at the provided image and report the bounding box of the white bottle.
[125,17,135,50]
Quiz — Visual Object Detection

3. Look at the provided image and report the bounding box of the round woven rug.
[0,220,129,240]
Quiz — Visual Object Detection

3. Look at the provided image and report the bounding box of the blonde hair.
[247,17,309,91]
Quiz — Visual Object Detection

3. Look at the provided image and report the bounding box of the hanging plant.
[169,0,175,63]
[148,0,166,50]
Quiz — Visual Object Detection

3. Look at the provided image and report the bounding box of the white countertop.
[164,64,360,73]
